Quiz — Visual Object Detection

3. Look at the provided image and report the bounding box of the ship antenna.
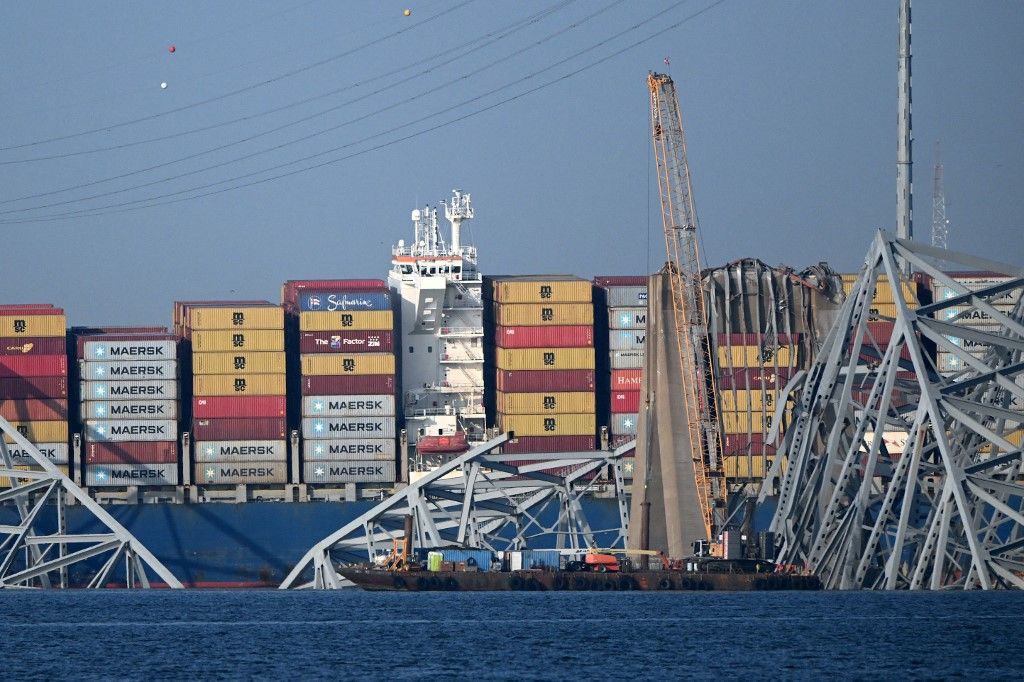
[443,189,473,253]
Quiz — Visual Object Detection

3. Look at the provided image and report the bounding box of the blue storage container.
[414,547,493,570]
[299,291,391,312]
[518,549,561,569]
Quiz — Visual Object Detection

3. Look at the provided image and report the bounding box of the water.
[2,590,1023,679]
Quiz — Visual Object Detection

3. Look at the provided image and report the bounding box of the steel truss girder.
[280,434,635,589]
[764,232,1024,590]
[0,416,182,589]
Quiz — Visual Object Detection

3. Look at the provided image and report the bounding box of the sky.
[0,1,1021,326]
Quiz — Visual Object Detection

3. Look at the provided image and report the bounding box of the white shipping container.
[936,350,986,373]
[936,305,1015,328]
[81,400,178,420]
[4,442,69,464]
[610,412,639,435]
[302,394,395,417]
[83,340,178,361]
[86,463,178,487]
[609,307,647,330]
[85,419,177,443]
[80,380,179,402]
[608,330,647,351]
[302,417,396,439]
[302,460,396,484]
[605,286,648,308]
[79,360,178,381]
[933,276,1020,304]
[303,438,396,461]
[610,350,644,369]
[194,440,288,462]
[196,460,287,485]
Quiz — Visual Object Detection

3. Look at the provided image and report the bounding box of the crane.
[647,72,727,550]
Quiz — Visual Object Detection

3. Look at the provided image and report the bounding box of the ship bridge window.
[409,346,414,353]
[420,267,428,275]
[453,265,461,274]
[401,265,413,274]
[429,266,437,275]
[427,346,433,353]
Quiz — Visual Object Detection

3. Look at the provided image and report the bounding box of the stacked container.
[77,330,180,487]
[928,272,1020,374]
[0,305,69,479]
[840,274,919,320]
[484,276,596,454]
[176,301,288,486]
[715,333,800,480]
[282,280,398,486]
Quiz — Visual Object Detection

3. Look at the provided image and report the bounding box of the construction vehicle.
[648,72,728,556]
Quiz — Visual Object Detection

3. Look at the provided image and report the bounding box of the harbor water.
[1,590,1022,679]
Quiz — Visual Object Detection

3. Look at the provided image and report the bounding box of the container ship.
[2,189,1014,587]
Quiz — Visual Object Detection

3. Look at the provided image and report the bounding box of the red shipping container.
[0,337,66,356]
[716,368,793,390]
[74,332,177,358]
[851,321,913,362]
[298,330,394,354]
[85,441,178,465]
[193,396,286,419]
[722,433,779,456]
[191,418,286,440]
[282,280,386,307]
[495,369,596,393]
[715,333,802,346]
[610,433,636,449]
[0,306,63,315]
[611,369,643,390]
[610,391,640,413]
[0,376,67,399]
[593,276,648,287]
[0,399,68,421]
[0,355,68,378]
[502,435,597,454]
[301,374,395,396]
[495,325,593,349]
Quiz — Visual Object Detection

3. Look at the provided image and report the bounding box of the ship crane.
[647,72,727,549]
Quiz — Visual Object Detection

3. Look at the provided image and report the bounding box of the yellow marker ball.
[403,9,411,16]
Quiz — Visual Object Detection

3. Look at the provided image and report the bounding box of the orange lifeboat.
[417,431,470,454]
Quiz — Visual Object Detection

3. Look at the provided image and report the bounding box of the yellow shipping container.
[717,345,794,368]
[188,306,283,330]
[979,429,1023,453]
[0,314,66,337]
[721,411,771,435]
[498,413,595,437]
[494,303,593,327]
[299,310,393,332]
[492,279,591,304]
[495,347,595,371]
[723,455,787,479]
[496,391,596,414]
[192,373,286,396]
[190,330,284,352]
[719,389,783,412]
[0,465,69,487]
[841,275,918,307]
[300,353,395,376]
[4,420,68,444]
[191,351,286,375]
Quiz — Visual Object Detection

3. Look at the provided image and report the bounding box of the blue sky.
[1,1,1020,325]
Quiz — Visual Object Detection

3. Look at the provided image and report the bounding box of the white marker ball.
[161,82,168,89]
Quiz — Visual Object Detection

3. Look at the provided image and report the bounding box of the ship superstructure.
[389,190,485,468]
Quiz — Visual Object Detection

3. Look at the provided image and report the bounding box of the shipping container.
[0,314,66,337]
[302,417,396,439]
[610,350,644,370]
[81,400,177,420]
[80,380,178,401]
[719,389,783,412]
[80,338,177,361]
[298,330,394,354]
[192,373,286,397]
[721,411,772,434]
[717,346,794,368]
[932,275,1020,305]
[192,395,286,419]
[79,359,177,381]
[189,329,284,352]
[0,399,68,421]
[611,369,643,391]
[936,305,1014,327]
[86,463,178,487]
[610,412,638,435]
[84,419,176,443]
[610,391,640,414]
[510,549,561,571]
[0,376,67,400]
[4,420,68,444]
[302,460,396,484]
[194,440,287,462]
[4,442,69,464]
[723,455,780,479]
[715,333,802,346]
[593,275,649,288]
[716,368,793,390]
[301,374,396,396]
[603,286,648,308]
[196,460,287,485]
[191,352,285,375]
[302,438,396,461]
[493,304,593,327]
[85,441,178,465]
[501,435,596,454]
[840,274,917,305]
[187,306,283,330]
[0,337,66,356]
[422,548,494,571]
[495,369,595,393]
[608,307,647,330]
[494,325,594,349]
[299,310,394,332]
[281,279,386,307]
[300,353,395,376]
[495,347,595,371]
[0,354,68,378]
[1,465,69,488]
[721,433,779,456]
[497,413,595,437]
[608,330,646,351]
[489,278,591,304]
[495,391,595,415]
[302,394,396,417]
[298,291,391,312]
[192,417,286,440]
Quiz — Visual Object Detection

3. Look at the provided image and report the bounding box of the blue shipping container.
[299,292,391,312]
[518,549,562,570]
[414,547,493,570]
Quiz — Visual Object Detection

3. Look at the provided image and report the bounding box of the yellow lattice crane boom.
[647,72,727,545]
